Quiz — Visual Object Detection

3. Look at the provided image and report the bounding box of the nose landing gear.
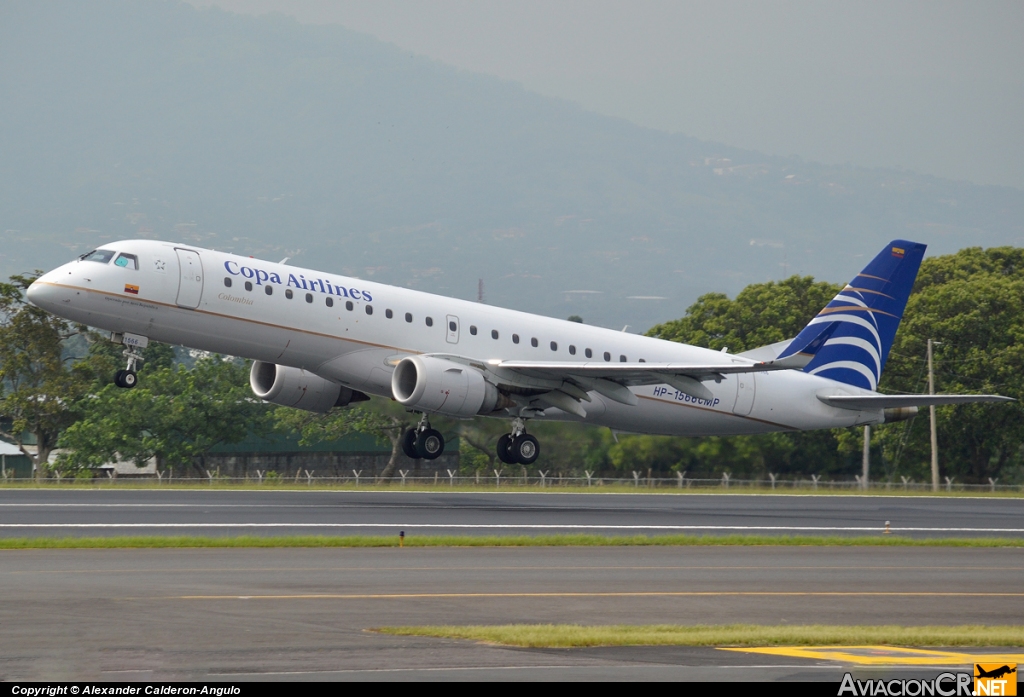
[111,332,148,389]
[496,417,540,465]
[401,414,446,460]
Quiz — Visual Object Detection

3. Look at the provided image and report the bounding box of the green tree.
[0,274,100,479]
[274,397,417,480]
[57,357,269,475]
[877,248,1024,483]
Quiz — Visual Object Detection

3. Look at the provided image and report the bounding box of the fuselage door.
[174,248,204,309]
[732,373,756,416]
[446,315,460,344]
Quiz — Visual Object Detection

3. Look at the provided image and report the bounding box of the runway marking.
[726,646,1024,666]
[208,664,838,676]
[9,564,1021,575]
[161,591,1024,600]
[3,523,1024,533]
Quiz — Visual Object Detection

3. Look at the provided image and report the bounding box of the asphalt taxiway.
[2,545,1021,681]
[0,489,1022,537]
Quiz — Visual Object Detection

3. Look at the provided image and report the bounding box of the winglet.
[772,322,839,369]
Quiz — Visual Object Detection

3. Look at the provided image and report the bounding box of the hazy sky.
[191,0,1024,189]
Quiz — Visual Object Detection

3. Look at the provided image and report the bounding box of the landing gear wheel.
[114,369,138,389]
[415,428,445,460]
[510,434,540,465]
[401,429,420,459]
[496,433,516,465]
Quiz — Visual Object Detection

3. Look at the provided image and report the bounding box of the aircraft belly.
[588,394,779,437]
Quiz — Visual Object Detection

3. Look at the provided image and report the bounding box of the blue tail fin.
[778,240,927,390]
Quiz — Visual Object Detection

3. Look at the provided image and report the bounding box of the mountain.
[2,0,1022,331]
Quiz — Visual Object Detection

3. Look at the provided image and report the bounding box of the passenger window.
[366,305,373,315]
[265,286,273,296]
[531,338,538,348]
[113,253,138,270]
[585,348,593,358]
[245,281,253,292]
[326,297,333,308]
[491,329,499,339]
[620,355,627,362]
[426,317,433,327]
[470,326,478,335]
[81,249,116,264]
[603,352,611,362]
[224,277,232,288]
[405,312,413,322]
[569,345,576,355]
[639,358,646,363]
[305,293,313,303]
[346,301,354,311]
[512,334,520,344]
[386,309,393,319]
[285,289,294,299]
[550,341,558,351]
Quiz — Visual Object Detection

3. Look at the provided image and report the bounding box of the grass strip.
[1,534,1023,549]
[374,624,1024,648]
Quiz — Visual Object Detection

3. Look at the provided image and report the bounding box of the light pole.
[862,425,870,490]
[928,339,941,492]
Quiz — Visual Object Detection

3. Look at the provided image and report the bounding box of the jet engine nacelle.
[250,361,368,413]
[391,355,511,418]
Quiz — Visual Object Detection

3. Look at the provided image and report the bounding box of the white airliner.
[27,239,1011,465]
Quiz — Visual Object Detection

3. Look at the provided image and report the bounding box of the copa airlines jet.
[26,239,1011,464]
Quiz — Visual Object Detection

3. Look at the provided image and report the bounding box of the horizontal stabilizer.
[819,394,1015,411]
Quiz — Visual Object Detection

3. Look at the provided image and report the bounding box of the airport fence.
[1,470,1022,493]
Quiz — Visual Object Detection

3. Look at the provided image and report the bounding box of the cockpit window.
[113,253,138,270]
[81,249,116,264]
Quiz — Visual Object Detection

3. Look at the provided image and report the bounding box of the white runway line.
[0,523,1023,533]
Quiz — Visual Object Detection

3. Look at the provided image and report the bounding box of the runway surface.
[0,489,1022,537]
[2,546,1021,681]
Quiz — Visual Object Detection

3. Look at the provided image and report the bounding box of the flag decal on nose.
[124,284,139,295]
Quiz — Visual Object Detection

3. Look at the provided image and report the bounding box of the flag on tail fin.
[778,240,927,390]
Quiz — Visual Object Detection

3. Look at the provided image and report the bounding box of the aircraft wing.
[819,394,1015,410]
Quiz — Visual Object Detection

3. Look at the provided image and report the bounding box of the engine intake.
[391,355,512,418]
[250,361,368,413]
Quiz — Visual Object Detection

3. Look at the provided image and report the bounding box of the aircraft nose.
[26,272,62,311]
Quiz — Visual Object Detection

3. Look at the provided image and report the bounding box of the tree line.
[0,246,1020,484]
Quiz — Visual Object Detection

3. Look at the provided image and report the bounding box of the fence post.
[721,472,730,489]
[447,469,456,487]
[769,473,777,490]
[521,466,527,485]
[585,470,593,487]
[632,471,641,487]
[494,468,503,488]
[989,477,998,492]
[254,470,263,484]
[305,469,314,486]
[811,474,820,490]
[539,470,548,488]
[647,467,653,488]
[434,471,438,486]
[399,469,408,486]
[901,476,910,490]
[206,469,214,485]
[352,469,362,486]
[944,476,953,492]
[677,471,684,489]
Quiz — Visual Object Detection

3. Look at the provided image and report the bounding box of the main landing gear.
[112,333,148,389]
[401,414,445,460]
[496,417,540,465]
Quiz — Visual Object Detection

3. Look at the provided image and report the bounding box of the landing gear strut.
[497,417,540,465]
[401,414,445,460]
[112,333,148,389]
